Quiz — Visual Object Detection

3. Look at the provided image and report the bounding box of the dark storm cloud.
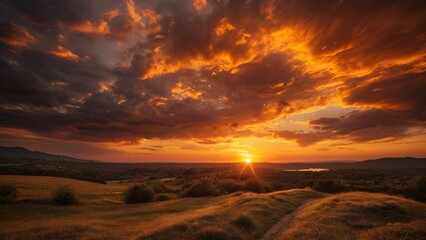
[276,108,422,146]
[0,46,108,108]
[342,66,426,117]
[0,0,425,145]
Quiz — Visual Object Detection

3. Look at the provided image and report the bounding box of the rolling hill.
[277,192,426,240]
[0,175,324,240]
[0,176,425,240]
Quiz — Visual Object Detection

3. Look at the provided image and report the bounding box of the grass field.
[0,175,425,240]
[0,175,324,240]
[278,192,426,240]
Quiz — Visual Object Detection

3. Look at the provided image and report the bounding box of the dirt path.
[260,200,313,240]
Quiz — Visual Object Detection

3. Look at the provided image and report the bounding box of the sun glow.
[239,157,257,179]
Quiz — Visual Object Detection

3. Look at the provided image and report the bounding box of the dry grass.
[0,175,324,240]
[278,192,426,240]
[0,175,128,204]
[3,175,424,240]
[141,189,325,240]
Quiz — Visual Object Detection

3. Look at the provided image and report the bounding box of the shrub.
[244,178,264,193]
[192,226,231,240]
[220,179,243,193]
[154,193,177,201]
[146,180,169,194]
[233,215,256,231]
[124,184,155,204]
[181,177,220,197]
[262,182,274,193]
[51,186,77,205]
[405,176,426,201]
[313,179,341,193]
[0,183,18,203]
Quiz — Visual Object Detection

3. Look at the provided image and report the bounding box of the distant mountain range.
[0,146,425,169]
[0,146,91,162]
[351,157,426,169]
[261,157,426,170]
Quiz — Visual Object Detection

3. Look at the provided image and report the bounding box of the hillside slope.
[0,175,127,203]
[1,176,425,240]
[0,175,324,240]
[278,192,426,240]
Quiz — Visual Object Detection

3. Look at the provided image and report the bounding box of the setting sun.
[245,158,251,163]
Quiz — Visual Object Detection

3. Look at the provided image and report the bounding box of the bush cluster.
[405,176,426,201]
[51,186,77,205]
[244,178,264,193]
[219,179,244,193]
[312,179,342,193]
[0,183,18,203]
[124,184,155,204]
[181,177,220,197]
[180,177,275,197]
[146,180,169,194]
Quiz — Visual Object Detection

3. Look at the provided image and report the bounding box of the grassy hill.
[278,192,426,240]
[0,175,425,240]
[0,175,128,204]
[0,175,324,240]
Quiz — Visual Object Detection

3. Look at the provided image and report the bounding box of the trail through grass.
[0,175,324,240]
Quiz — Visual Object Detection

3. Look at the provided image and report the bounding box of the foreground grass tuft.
[233,215,256,231]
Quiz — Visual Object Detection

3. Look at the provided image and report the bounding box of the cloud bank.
[0,0,425,149]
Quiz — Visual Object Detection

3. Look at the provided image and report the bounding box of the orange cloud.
[171,82,203,100]
[193,0,207,11]
[48,46,79,61]
[98,82,110,92]
[0,23,36,47]
[142,9,161,25]
[69,20,110,35]
[214,18,236,36]
[105,9,120,20]
[1,0,425,160]
[126,0,142,24]
[141,9,162,34]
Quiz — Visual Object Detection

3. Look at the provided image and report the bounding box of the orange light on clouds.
[1,0,425,163]
[0,23,37,47]
[193,0,207,11]
[69,20,110,35]
[126,0,142,23]
[48,46,79,61]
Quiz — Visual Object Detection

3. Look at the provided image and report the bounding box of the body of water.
[286,168,330,172]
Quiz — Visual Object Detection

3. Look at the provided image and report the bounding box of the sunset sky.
[0,0,425,162]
